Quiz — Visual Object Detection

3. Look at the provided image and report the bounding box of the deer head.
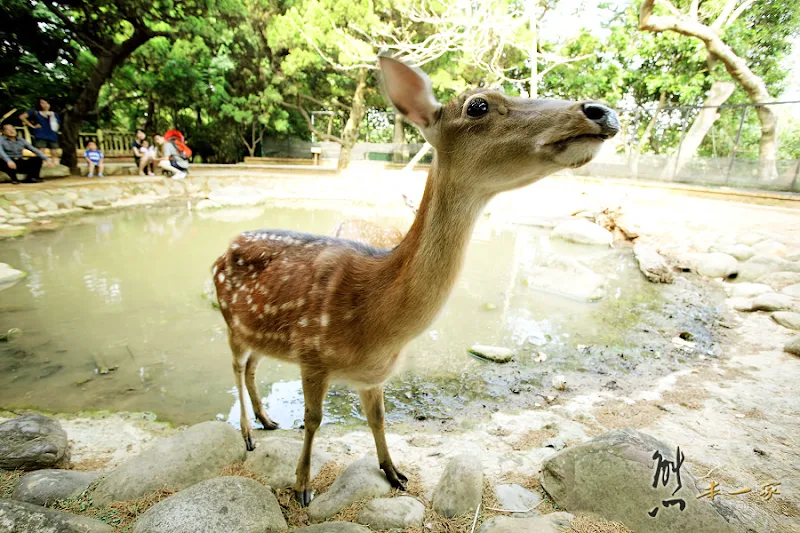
[379,55,619,196]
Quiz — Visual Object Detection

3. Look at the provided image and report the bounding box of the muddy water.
[0,202,669,427]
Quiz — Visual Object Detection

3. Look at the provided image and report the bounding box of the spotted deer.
[332,218,406,249]
[213,54,619,505]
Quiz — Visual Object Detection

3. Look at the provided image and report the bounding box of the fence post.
[96,129,104,153]
[790,159,800,193]
[725,105,748,185]
[671,109,689,181]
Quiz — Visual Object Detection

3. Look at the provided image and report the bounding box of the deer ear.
[379,54,441,130]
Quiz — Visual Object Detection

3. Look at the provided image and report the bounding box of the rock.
[24,203,40,213]
[49,195,73,209]
[243,437,328,489]
[468,345,513,363]
[41,164,70,178]
[752,239,787,256]
[91,421,245,506]
[772,312,800,330]
[782,284,800,298]
[208,186,269,207]
[551,219,612,246]
[475,512,574,533]
[195,199,219,210]
[37,199,59,212]
[7,205,24,215]
[307,456,391,521]
[738,233,765,246]
[132,476,286,533]
[542,428,739,533]
[709,244,755,261]
[551,375,568,390]
[0,415,70,470]
[785,337,800,356]
[9,217,33,225]
[12,469,102,507]
[691,252,738,279]
[756,271,800,290]
[75,198,94,210]
[633,243,674,283]
[356,496,425,530]
[292,524,371,533]
[153,185,170,197]
[726,283,771,299]
[523,254,607,302]
[750,293,796,312]
[4,191,26,202]
[494,484,542,517]
[0,263,26,287]
[0,499,114,533]
[432,454,483,519]
[0,225,26,239]
[736,255,789,281]
[728,297,754,312]
[542,437,566,451]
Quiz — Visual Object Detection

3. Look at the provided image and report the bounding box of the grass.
[51,487,175,532]
[568,514,634,533]
[1,470,23,499]
[511,425,558,451]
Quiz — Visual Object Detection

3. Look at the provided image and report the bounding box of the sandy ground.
[2,170,799,531]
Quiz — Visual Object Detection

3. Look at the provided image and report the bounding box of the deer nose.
[582,103,619,137]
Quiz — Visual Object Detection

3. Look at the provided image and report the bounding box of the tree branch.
[281,99,343,144]
[710,0,740,31]
[300,94,351,112]
[689,0,700,19]
[538,53,596,78]
[722,0,755,29]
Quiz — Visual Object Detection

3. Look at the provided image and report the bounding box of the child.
[138,140,156,176]
[84,141,104,177]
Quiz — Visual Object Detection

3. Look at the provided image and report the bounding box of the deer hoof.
[295,488,314,507]
[257,415,279,431]
[244,435,255,452]
[382,464,408,491]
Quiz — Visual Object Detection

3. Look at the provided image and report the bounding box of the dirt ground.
[2,170,799,532]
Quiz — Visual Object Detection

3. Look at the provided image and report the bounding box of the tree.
[638,0,797,179]
[15,0,243,172]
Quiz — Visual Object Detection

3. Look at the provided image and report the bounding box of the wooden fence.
[14,127,136,158]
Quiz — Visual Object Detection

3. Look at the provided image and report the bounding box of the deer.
[332,218,406,249]
[213,53,619,506]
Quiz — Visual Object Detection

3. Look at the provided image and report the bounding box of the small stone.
[132,476,287,533]
[552,375,568,390]
[90,421,245,506]
[475,513,574,533]
[0,499,114,533]
[785,337,800,356]
[728,297,754,312]
[0,263,26,287]
[727,283,772,299]
[0,414,70,470]
[752,239,787,256]
[738,233,765,246]
[7,205,24,215]
[48,195,73,209]
[23,203,40,213]
[306,456,391,522]
[542,437,567,451]
[9,217,33,224]
[468,345,514,363]
[243,437,328,489]
[292,523,371,533]
[356,496,425,530]
[432,454,483,518]
[633,243,674,283]
[4,191,26,202]
[692,252,738,279]
[772,312,800,330]
[782,284,800,298]
[153,185,170,196]
[710,243,755,261]
[551,219,613,246]
[494,484,542,517]
[757,271,800,290]
[75,198,94,209]
[0,225,26,239]
[737,255,790,281]
[37,199,59,212]
[13,469,102,507]
[751,293,797,312]
[195,199,219,210]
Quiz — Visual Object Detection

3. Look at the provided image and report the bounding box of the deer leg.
[244,353,279,430]
[294,368,329,507]
[229,334,255,451]
[359,386,408,490]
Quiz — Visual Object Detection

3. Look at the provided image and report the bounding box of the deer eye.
[466,98,489,118]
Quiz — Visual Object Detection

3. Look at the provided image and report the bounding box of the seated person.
[138,140,156,176]
[131,129,146,170]
[154,133,189,180]
[0,122,53,184]
[84,141,104,177]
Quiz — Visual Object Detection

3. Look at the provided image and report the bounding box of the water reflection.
[0,203,659,426]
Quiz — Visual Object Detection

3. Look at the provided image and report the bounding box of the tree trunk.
[61,28,156,172]
[392,113,407,164]
[337,68,368,171]
[639,0,778,180]
[143,99,156,133]
[661,81,735,179]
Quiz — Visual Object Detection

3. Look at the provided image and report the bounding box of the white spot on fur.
[298,317,308,327]
[282,275,290,282]
[212,265,218,276]
[232,293,238,304]
[250,304,258,313]
[220,301,228,309]
[217,273,225,283]
[237,259,244,266]
[320,315,329,327]
[231,243,239,250]
[296,297,306,307]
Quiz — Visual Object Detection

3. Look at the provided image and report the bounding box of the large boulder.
[691,253,738,279]
[356,496,425,530]
[292,524,371,533]
[541,428,740,533]
[306,456,391,522]
[709,244,754,262]
[756,272,800,291]
[90,421,245,506]
[0,415,70,471]
[773,312,800,330]
[726,283,771,299]
[523,254,607,302]
[785,337,800,356]
[0,499,114,533]
[475,512,574,533]
[132,476,286,533]
[432,454,483,519]
[551,220,613,246]
[12,469,102,507]
[750,293,796,312]
[243,437,328,489]
[633,243,674,283]
[782,284,800,298]
[736,256,790,281]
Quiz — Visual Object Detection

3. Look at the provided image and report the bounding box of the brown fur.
[213,55,617,505]
[333,219,406,249]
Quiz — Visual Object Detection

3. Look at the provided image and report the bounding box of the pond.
[0,199,670,429]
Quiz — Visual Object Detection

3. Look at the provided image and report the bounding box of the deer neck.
[372,160,489,343]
